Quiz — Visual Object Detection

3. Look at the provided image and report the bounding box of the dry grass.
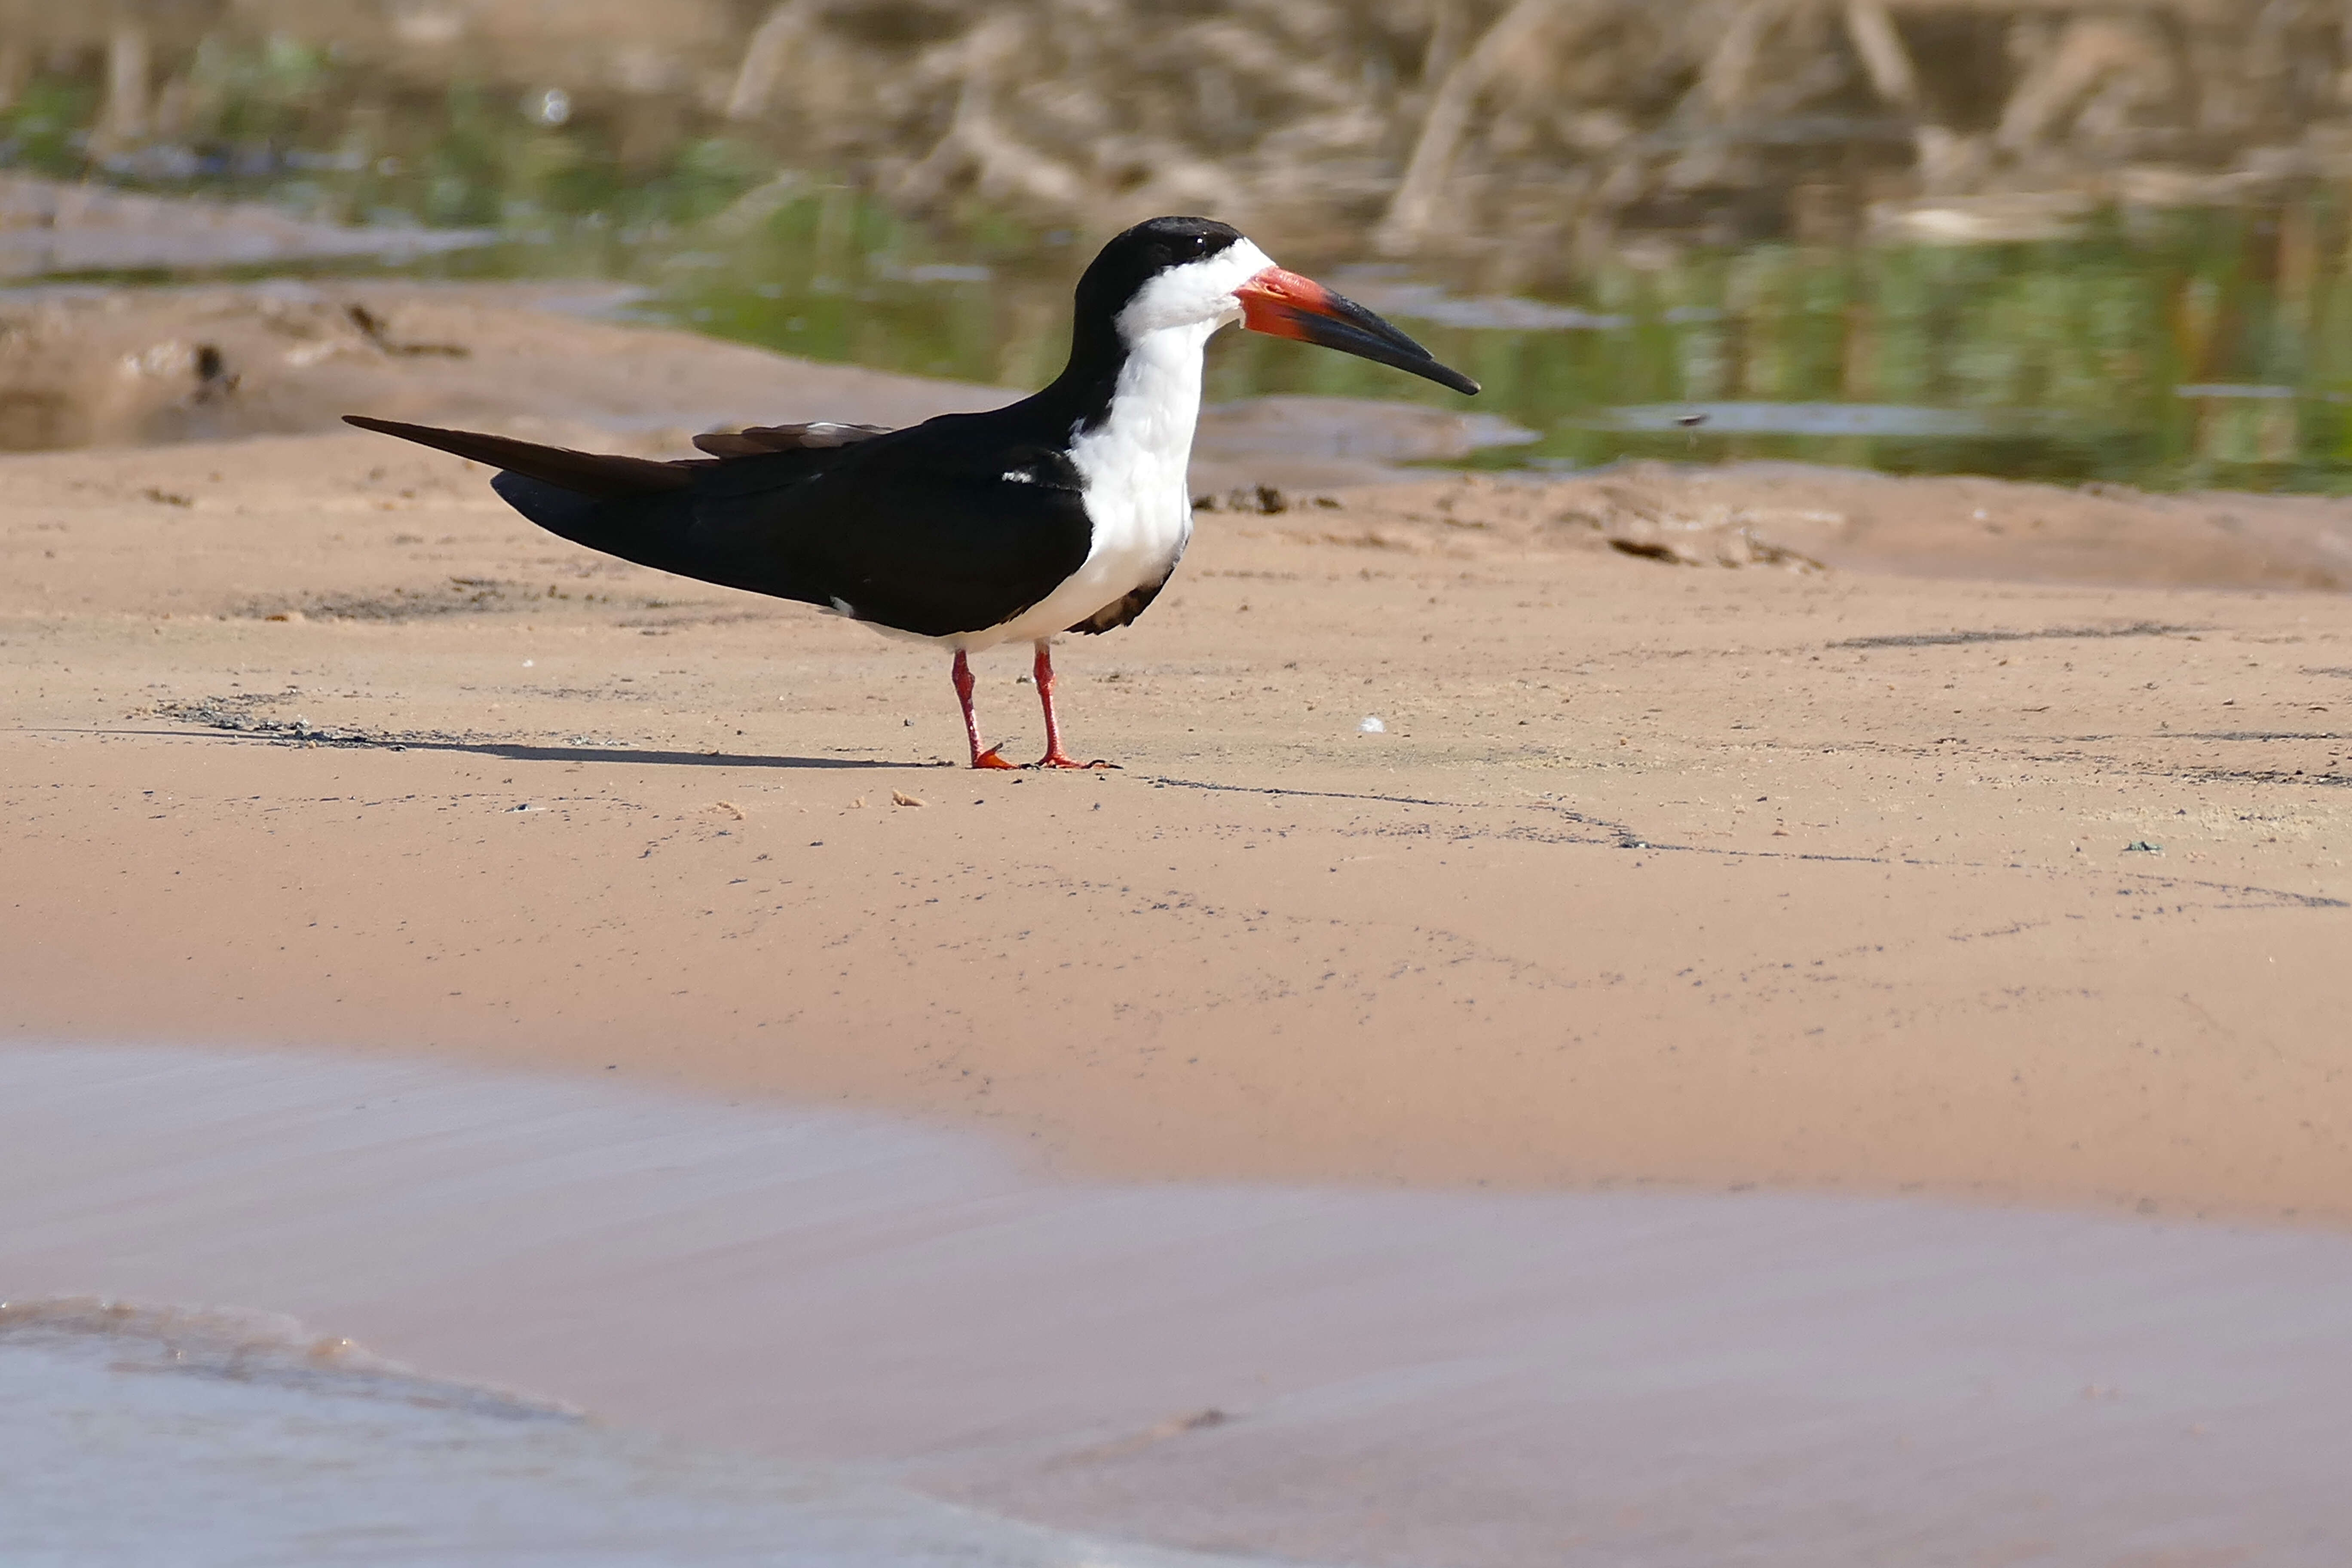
[8,1,2352,271]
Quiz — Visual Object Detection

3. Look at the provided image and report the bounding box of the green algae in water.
[648,191,2352,494]
[15,35,2352,493]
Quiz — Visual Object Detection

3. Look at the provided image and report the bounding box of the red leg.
[952,650,1014,769]
[1032,640,1113,769]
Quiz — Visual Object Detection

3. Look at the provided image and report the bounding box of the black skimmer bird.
[346,216,1477,768]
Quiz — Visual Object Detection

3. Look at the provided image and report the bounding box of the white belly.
[896,313,1219,654]
[971,481,1190,650]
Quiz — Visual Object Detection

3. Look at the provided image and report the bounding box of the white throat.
[988,315,1230,654]
[1078,315,1220,478]
[940,234,1275,651]
[1069,235,1273,495]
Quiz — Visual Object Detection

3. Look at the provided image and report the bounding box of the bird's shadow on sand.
[369,736,921,770]
[98,727,931,771]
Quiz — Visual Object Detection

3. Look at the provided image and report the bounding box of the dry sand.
[4,284,2351,1225]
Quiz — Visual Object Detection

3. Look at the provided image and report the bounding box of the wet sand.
[7,1044,2349,1567]
[0,279,1012,454]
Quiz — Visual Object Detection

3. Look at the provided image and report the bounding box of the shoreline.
[8,1041,2349,1567]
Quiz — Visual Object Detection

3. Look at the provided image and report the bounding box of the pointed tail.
[341,415,696,497]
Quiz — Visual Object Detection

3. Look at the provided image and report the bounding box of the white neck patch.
[940,238,1276,648]
[1013,245,1283,653]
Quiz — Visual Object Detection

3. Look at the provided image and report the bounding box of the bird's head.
[1074,216,1479,396]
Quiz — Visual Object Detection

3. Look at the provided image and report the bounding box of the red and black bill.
[1235,267,1479,396]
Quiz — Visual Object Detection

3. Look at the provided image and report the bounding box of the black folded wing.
[346,411,1093,641]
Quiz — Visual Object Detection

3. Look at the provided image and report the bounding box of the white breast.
[952,315,1222,651]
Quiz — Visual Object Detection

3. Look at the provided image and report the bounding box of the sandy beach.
[3,282,2349,1228]
[1,249,2350,1568]
[11,3,2352,1556]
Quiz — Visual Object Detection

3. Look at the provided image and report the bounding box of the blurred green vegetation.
[2,74,100,175]
[1,34,772,242]
[10,34,2352,492]
[668,188,2352,493]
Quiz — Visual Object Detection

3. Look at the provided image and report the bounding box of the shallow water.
[6,1043,2352,1566]
[1,1301,1271,1568]
[648,196,2352,494]
[12,39,2352,493]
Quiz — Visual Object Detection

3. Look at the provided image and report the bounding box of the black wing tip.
[339,413,696,496]
[344,412,481,440]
